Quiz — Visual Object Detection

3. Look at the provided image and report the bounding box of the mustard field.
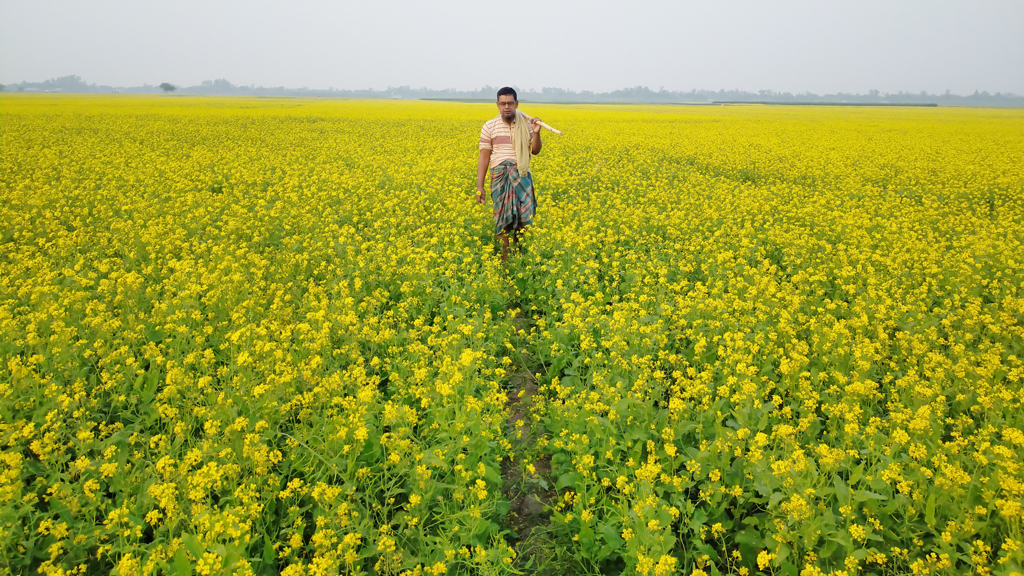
[1,95,1023,576]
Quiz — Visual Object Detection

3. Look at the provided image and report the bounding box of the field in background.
[1,96,1023,576]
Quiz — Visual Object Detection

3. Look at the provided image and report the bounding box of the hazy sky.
[2,0,1021,95]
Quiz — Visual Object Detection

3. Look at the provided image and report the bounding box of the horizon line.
[2,75,1022,99]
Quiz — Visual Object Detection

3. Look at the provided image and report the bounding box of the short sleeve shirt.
[479,114,523,170]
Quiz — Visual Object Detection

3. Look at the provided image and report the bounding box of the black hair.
[497,86,518,101]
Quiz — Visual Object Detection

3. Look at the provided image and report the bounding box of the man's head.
[497,86,518,121]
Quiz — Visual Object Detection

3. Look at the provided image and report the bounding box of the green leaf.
[776,542,791,563]
[692,507,708,525]
[925,493,936,526]
[172,549,192,576]
[262,537,275,567]
[819,538,838,559]
[677,422,699,435]
[734,529,761,546]
[753,481,773,498]
[141,368,160,404]
[848,464,864,486]
[694,542,719,561]
[578,524,595,550]
[598,523,623,551]
[483,464,501,484]
[182,533,204,560]
[555,472,579,490]
[852,489,887,502]
[833,476,850,505]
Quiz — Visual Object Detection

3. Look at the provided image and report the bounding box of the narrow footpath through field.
[498,261,558,571]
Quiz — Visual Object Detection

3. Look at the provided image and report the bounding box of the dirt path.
[500,306,556,571]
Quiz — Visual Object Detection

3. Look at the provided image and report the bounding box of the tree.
[159,83,176,93]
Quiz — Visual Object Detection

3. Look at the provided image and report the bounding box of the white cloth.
[513,110,532,176]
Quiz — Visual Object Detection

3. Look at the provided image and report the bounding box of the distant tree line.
[3,75,1022,108]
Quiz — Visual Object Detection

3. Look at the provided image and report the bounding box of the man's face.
[497,95,517,121]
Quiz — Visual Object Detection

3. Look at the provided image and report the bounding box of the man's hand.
[475,188,486,204]
[530,117,543,137]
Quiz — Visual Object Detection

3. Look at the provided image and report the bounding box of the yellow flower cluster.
[510,102,1024,574]
[1,95,519,575]
[1,94,1022,576]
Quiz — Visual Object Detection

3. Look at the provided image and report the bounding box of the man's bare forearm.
[477,150,491,191]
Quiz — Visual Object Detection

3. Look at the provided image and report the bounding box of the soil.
[500,306,557,572]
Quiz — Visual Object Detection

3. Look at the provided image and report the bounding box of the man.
[476,86,543,261]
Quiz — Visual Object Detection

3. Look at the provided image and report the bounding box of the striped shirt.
[479,114,531,170]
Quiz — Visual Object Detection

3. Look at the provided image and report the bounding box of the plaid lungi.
[490,160,536,235]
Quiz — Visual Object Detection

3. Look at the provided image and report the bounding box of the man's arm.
[476,149,491,204]
[530,117,543,155]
